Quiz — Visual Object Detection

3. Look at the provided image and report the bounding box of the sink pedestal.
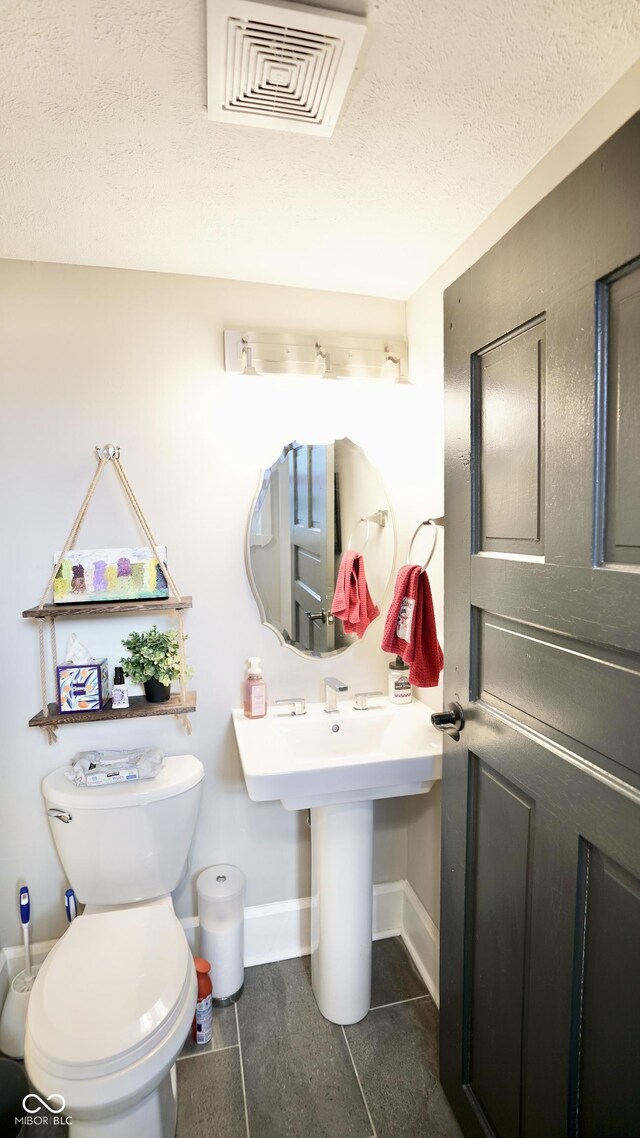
[232,702,443,1024]
[310,800,374,1025]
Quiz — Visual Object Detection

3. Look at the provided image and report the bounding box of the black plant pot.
[144,677,171,703]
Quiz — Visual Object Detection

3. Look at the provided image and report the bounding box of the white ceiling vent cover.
[207,0,366,136]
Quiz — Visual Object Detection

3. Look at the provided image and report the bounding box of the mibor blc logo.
[16,1092,72,1127]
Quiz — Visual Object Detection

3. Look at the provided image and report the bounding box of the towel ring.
[347,517,370,552]
[408,518,443,570]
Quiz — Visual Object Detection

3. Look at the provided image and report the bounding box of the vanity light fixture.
[315,344,338,379]
[224,330,409,381]
[241,343,260,375]
[383,350,408,383]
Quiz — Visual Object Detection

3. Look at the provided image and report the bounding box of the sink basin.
[231,699,442,810]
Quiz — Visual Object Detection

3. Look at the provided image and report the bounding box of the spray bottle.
[192,957,213,1045]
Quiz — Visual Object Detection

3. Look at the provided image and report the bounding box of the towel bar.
[407,516,444,570]
[347,510,388,552]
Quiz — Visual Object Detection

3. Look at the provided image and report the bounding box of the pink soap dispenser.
[243,657,267,719]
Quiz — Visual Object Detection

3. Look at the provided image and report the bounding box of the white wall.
[404,61,640,924]
[0,257,440,949]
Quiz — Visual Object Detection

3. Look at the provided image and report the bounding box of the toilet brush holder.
[0,966,41,1060]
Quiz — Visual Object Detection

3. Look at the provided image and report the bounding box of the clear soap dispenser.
[243,657,267,719]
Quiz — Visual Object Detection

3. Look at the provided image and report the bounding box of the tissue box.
[57,660,109,714]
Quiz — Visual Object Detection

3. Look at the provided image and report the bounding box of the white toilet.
[25,753,204,1137]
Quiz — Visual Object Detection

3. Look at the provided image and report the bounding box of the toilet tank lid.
[42,754,204,810]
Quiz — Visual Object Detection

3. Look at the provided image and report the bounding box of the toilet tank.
[42,754,204,906]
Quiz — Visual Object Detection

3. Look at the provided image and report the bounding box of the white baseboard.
[401,881,440,1007]
[0,881,439,1010]
[3,939,58,980]
[244,895,312,966]
[181,881,405,967]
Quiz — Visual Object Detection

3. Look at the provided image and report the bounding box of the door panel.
[473,318,545,556]
[603,259,640,566]
[476,611,640,778]
[466,761,534,1138]
[441,112,640,1138]
[289,443,336,653]
[577,848,640,1137]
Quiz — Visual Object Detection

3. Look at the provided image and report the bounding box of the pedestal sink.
[232,700,442,1025]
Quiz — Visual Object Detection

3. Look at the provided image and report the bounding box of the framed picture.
[53,546,169,604]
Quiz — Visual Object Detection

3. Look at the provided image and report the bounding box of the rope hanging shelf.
[22,444,196,743]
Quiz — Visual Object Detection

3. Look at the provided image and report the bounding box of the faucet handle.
[275,698,307,716]
[354,691,384,710]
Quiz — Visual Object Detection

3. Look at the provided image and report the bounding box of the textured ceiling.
[1,0,639,298]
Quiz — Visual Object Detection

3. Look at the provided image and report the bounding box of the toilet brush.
[0,886,40,1060]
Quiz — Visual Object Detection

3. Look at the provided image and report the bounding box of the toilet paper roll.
[200,924,244,1001]
[197,865,246,1001]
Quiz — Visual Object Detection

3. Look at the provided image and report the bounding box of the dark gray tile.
[370,936,428,1009]
[345,997,463,1138]
[179,1003,238,1058]
[176,1047,247,1138]
[237,958,372,1138]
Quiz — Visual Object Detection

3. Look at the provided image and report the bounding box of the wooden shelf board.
[29,691,197,728]
[23,596,192,619]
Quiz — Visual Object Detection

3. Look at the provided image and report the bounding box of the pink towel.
[381,564,443,687]
[331,551,380,638]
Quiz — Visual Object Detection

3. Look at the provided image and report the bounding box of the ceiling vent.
[206,0,366,137]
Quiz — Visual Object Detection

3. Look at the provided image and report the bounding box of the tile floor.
[177,937,463,1138]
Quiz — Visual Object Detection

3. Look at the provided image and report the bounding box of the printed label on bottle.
[393,674,412,702]
[195,994,213,1045]
[251,685,266,716]
[112,687,129,708]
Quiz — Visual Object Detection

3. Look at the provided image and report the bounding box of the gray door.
[440,113,640,1137]
[289,442,336,654]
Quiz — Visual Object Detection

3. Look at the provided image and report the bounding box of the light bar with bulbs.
[223,330,408,381]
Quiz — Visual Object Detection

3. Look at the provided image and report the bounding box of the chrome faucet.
[324,677,348,714]
[275,697,307,716]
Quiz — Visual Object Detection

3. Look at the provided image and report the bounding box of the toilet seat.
[28,902,192,1082]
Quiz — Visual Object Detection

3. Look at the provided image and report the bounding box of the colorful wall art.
[53,547,169,604]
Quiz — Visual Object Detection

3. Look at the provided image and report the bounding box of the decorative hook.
[95,444,120,462]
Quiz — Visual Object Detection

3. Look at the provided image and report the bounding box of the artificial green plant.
[120,625,187,687]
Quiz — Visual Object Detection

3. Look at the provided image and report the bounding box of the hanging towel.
[381,565,443,687]
[331,550,380,638]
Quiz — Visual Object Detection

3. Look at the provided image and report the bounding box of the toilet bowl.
[25,755,204,1137]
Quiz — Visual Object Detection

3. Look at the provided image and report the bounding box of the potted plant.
[120,626,187,703]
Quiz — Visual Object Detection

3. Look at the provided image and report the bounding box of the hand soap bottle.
[388,655,412,704]
[243,657,267,719]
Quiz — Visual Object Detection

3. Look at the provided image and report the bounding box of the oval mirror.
[246,438,395,658]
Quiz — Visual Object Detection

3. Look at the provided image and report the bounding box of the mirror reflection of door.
[289,443,341,654]
[246,437,395,658]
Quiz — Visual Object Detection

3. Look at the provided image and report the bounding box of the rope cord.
[49,617,57,697]
[38,458,108,608]
[177,611,187,703]
[38,620,48,716]
[176,714,193,735]
[112,458,183,600]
